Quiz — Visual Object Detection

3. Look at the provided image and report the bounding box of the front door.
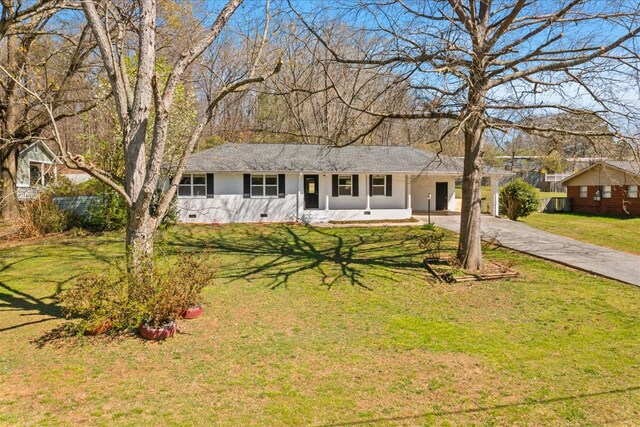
[304,175,319,209]
[435,182,448,210]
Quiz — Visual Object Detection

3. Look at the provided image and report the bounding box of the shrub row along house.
[560,160,640,216]
[176,143,508,223]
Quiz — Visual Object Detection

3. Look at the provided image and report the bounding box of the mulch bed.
[423,256,519,283]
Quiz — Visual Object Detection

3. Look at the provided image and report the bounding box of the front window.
[338,175,352,196]
[251,174,278,197]
[178,174,206,197]
[372,175,386,196]
[579,186,588,198]
[629,185,638,198]
[602,185,612,199]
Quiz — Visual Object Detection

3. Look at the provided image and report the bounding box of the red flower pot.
[180,305,203,319]
[139,321,177,340]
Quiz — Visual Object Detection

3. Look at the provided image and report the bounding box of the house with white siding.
[16,141,59,200]
[176,143,507,223]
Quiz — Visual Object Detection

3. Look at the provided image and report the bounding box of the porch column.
[325,175,330,211]
[297,173,303,220]
[490,176,500,217]
[366,174,370,210]
[406,175,412,210]
[40,163,45,186]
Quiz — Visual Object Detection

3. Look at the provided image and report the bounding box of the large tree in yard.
[292,0,640,271]
[31,0,280,272]
[0,0,95,221]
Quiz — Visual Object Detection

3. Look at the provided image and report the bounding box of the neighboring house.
[58,166,93,184]
[560,160,640,216]
[16,141,59,200]
[177,143,508,223]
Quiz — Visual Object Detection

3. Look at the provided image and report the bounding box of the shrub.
[417,226,445,259]
[59,269,143,334]
[18,193,74,237]
[499,179,540,220]
[83,185,128,232]
[60,251,216,333]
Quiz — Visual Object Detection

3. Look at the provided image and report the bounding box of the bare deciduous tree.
[290,0,640,270]
[0,0,93,221]
[75,0,279,272]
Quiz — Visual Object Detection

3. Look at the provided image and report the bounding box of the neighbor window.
[338,175,352,196]
[251,174,278,197]
[579,186,588,198]
[602,185,612,199]
[371,175,386,196]
[178,174,206,197]
[628,185,638,198]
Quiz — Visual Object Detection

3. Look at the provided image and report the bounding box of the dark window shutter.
[352,174,359,197]
[278,174,285,198]
[243,174,251,198]
[386,175,392,196]
[206,173,214,198]
[369,175,373,195]
[332,175,339,197]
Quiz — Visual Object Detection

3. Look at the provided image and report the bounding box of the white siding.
[177,173,299,223]
[177,172,414,223]
[410,175,456,211]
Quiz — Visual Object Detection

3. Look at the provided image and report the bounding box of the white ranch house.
[176,143,506,223]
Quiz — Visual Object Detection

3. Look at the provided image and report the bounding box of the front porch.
[295,172,502,223]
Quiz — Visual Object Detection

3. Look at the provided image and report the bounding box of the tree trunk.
[1,146,20,221]
[457,125,484,271]
[457,68,487,272]
[125,208,155,275]
[1,33,19,223]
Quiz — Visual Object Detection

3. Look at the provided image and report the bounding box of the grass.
[521,212,640,255]
[1,224,640,425]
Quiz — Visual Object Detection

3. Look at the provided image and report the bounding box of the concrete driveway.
[419,214,640,287]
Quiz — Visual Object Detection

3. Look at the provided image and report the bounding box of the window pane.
[179,176,191,185]
[629,185,638,198]
[178,185,191,196]
[193,185,206,196]
[265,185,278,196]
[251,185,263,197]
[339,186,351,196]
[338,176,351,186]
[265,175,278,185]
[252,175,263,185]
[372,176,385,186]
[372,186,385,196]
[580,186,587,198]
[603,186,612,198]
[192,175,206,185]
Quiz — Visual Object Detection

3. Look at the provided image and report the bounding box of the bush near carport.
[500,179,540,221]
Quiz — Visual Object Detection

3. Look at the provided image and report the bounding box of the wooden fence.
[538,197,572,213]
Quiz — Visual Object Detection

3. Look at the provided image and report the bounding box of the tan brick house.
[560,160,640,216]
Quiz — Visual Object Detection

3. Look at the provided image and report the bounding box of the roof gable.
[560,160,640,185]
[18,140,59,164]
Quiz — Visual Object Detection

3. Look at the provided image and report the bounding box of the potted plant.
[131,266,184,341]
[173,251,215,320]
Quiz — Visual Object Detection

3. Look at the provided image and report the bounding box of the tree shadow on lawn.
[316,384,640,426]
[0,240,117,334]
[168,224,434,290]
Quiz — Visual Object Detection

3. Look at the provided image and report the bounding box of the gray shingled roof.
[185,143,508,175]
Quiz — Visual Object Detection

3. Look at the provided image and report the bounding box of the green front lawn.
[1,224,640,425]
[521,212,640,255]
